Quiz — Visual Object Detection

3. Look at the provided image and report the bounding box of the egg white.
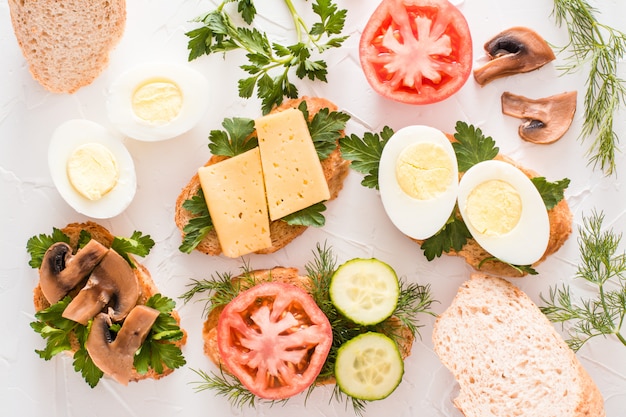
[457,160,550,266]
[48,119,137,219]
[106,62,210,142]
[378,125,459,240]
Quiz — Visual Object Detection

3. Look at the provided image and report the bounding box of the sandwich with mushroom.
[27,221,186,387]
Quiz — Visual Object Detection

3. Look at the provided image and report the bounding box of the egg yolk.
[131,79,182,124]
[67,143,119,201]
[395,142,454,200]
[465,179,522,236]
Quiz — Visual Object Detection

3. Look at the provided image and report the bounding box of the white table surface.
[1,1,625,416]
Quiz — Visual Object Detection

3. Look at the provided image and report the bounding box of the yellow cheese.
[255,108,330,220]
[198,148,272,258]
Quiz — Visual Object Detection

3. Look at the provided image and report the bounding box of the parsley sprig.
[186,0,348,114]
[184,243,435,415]
[552,0,626,175]
[541,210,626,351]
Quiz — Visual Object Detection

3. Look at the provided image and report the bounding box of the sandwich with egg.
[175,96,351,257]
[26,221,186,387]
[182,244,435,409]
[340,121,572,277]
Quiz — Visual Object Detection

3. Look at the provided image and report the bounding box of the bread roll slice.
[32,221,186,384]
[432,273,605,417]
[8,0,126,93]
[201,267,415,386]
[174,96,351,256]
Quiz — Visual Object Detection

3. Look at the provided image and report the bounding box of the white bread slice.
[8,0,126,93]
[432,273,605,417]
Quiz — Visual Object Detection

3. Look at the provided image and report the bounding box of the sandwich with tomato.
[182,244,435,410]
[26,221,186,387]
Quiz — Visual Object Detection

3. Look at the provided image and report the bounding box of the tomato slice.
[359,0,473,105]
[217,281,333,400]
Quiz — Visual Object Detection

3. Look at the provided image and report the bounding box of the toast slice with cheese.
[432,273,605,417]
[174,96,351,256]
[8,0,126,93]
[31,221,186,385]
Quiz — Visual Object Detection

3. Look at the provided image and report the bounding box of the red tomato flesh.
[359,0,473,105]
[217,282,333,400]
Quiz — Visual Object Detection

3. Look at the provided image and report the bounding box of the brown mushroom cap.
[501,91,577,144]
[39,240,109,304]
[62,249,140,325]
[474,27,556,86]
[86,305,159,385]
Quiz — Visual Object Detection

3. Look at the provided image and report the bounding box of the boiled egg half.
[378,125,458,239]
[457,159,550,266]
[106,62,210,141]
[48,119,136,219]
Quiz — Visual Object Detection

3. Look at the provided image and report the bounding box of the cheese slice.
[255,108,330,220]
[198,148,272,258]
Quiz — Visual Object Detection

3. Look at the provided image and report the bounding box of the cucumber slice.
[329,258,399,325]
[335,332,404,401]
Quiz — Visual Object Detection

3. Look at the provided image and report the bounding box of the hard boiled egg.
[106,62,210,141]
[48,119,136,219]
[378,125,458,239]
[457,159,550,266]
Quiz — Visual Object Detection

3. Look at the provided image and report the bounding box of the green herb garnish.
[541,210,626,351]
[531,177,571,210]
[420,213,472,261]
[26,228,70,268]
[452,121,499,172]
[208,117,258,157]
[338,126,394,190]
[111,231,155,268]
[552,0,626,175]
[186,0,348,114]
[179,189,215,254]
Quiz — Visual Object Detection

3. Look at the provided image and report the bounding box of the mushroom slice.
[62,249,140,325]
[39,240,109,304]
[474,27,555,86]
[501,91,577,144]
[86,305,159,385]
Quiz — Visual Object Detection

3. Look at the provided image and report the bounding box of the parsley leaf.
[339,127,394,189]
[208,117,258,157]
[531,177,570,210]
[452,121,499,172]
[111,231,155,268]
[300,101,350,160]
[420,214,472,261]
[179,189,214,254]
[186,0,348,113]
[134,294,186,375]
[26,228,70,268]
[281,202,326,227]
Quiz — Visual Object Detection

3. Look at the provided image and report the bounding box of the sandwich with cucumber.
[182,244,435,411]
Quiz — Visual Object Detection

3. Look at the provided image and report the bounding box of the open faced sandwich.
[182,245,435,409]
[26,221,186,387]
[432,273,605,417]
[175,96,351,258]
[340,121,572,277]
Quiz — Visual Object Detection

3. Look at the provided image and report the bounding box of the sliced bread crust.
[33,221,186,383]
[174,96,351,256]
[8,0,126,93]
[432,273,605,417]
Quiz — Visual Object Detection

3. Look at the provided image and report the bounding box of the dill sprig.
[552,0,626,175]
[540,210,626,351]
